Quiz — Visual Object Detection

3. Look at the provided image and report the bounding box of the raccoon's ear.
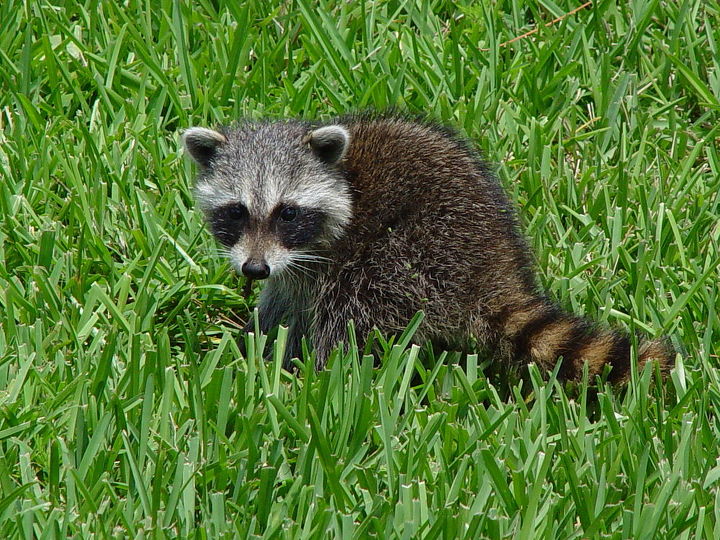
[306,125,350,165]
[182,127,227,168]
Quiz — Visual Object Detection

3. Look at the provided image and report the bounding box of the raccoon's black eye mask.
[272,205,327,249]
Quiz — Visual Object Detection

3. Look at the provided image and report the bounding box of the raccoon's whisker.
[211,251,231,259]
[289,260,327,270]
[291,252,332,262]
[289,258,328,266]
[298,254,332,263]
[286,260,317,279]
[283,266,305,288]
[287,258,320,270]
[288,257,331,271]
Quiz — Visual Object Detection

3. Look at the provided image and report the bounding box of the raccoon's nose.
[241,259,270,280]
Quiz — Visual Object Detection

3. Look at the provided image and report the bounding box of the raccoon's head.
[183,121,352,280]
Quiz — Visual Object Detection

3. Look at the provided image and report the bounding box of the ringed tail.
[500,299,674,383]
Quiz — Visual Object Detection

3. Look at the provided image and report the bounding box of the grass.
[1,0,719,536]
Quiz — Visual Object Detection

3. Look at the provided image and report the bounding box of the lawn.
[1,0,719,537]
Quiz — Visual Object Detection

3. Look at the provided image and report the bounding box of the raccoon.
[183,113,674,383]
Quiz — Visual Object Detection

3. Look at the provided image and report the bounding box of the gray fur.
[185,113,674,380]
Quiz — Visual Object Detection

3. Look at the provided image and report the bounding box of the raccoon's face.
[183,122,352,280]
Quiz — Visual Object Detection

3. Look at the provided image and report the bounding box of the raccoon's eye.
[279,206,298,222]
[226,204,247,220]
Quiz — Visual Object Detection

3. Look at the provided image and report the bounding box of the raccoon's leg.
[243,280,305,366]
[310,300,355,369]
[283,310,311,366]
[494,295,674,383]
[309,278,386,369]
[243,281,286,334]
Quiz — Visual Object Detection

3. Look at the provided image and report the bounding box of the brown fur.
[187,112,676,382]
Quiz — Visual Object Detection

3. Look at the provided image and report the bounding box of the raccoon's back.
[341,115,508,225]
[334,114,536,294]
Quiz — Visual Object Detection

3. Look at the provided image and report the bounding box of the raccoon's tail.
[497,298,674,383]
